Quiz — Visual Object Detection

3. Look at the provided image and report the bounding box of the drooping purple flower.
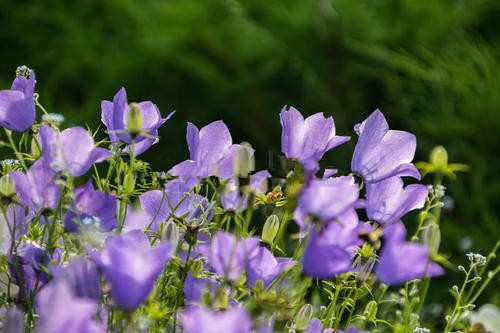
[39,125,111,177]
[37,279,104,333]
[139,178,213,231]
[169,121,248,183]
[51,257,101,300]
[301,221,359,279]
[198,231,259,281]
[375,223,444,285]
[365,176,428,225]
[8,242,50,297]
[280,106,349,171]
[0,306,24,333]
[0,204,32,254]
[298,176,359,222]
[246,246,294,288]
[10,159,60,212]
[304,318,333,333]
[351,110,420,183]
[181,306,252,333]
[184,272,219,305]
[96,230,173,310]
[220,179,247,213]
[249,170,272,193]
[64,181,117,232]
[0,66,36,132]
[101,87,173,155]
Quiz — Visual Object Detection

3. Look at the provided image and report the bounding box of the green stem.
[4,129,28,170]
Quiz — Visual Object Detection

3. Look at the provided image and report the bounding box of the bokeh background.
[1,0,499,303]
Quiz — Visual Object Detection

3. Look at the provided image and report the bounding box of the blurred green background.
[0,0,498,292]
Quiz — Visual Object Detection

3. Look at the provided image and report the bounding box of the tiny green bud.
[123,173,136,195]
[127,103,143,136]
[234,142,255,178]
[295,304,313,330]
[422,222,441,256]
[363,300,378,322]
[262,214,280,245]
[0,174,16,198]
[430,146,448,170]
[31,137,41,160]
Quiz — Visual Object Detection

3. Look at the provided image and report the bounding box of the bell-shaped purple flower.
[39,125,111,177]
[64,181,117,232]
[220,178,247,213]
[304,318,333,333]
[351,110,420,183]
[365,176,428,225]
[8,242,50,297]
[280,106,349,171]
[246,246,294,288]
[51,257,101,300]
[0,204,31,254]
[0,66,36,132]
[96,230,173,310]
[139,178,213,231]
[169,121,249,183]
[37,279,104,333]
[181,306,252,333]
[375,223,444,285]
[10,159,60,212]
[298,176,359,222]
[101,87,173,155]
[198,231,259,281]
[302,221,359,279]
[184,272,219,305]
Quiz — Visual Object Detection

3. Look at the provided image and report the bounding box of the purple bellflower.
[298,176,359,222]
[302,221,360,279]
[8,242,50,298]
[101,87,173,155]
[181,306,252,333]
[280,106,349,171]
[139,178,214,232]
[246,246,294,288]
[37,279,104,333]
[365,176,428,225]
[376,222,444,285]
[51,257,101,300]
[96,230,173,310]
[64,181,117,233]
[183,272,219,305]
[220,170,271,213]
[169,121,249,183]
[0,66,36,132]
[39,125,111,177]
[10,159,60,212]
[198,231,259,281]
[0,204,31,254]
[304,318,333,333]
[351,110,420,183]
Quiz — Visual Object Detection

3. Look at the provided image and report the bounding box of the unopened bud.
[127,103,143,136]
[0,174,16,198]
[422,222,441,256]
[262,214,280,245]
[162,221,180,246]
[123,173,136,195]
[295,304,313,330]
[363,300,378,322]
[234,142,255,178]
[430,146,448,170]
[31,137,41,160]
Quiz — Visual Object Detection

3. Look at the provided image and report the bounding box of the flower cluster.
[0,66,497,333]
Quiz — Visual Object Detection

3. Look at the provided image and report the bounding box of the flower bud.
[363,300,378,322]
[295,304,313,330]
[123,173,136,195]
[262,214,280,245]
[162,220,180,246]
[30,137,41,160]
[234,142,255,178]
[422,222,441,256]
[430,146,448,170]
[127,103,143,136]
[0,174,16,198]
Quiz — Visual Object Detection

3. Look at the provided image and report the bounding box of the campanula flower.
[181,306,252,333]
[64,181,117,232]
[365,176,428,225]
[0,66,36,132]
[0,204,31,254]
[139,178,213,231]
[376,223,444,285]
[101,87,173,155]
[280,106,349,171]
[301,221,359,279]
[298,176,359,222]
[220,178,247,212]
[39,125,111,177]
[183,272,219,305]
[304,318,333,333]
[351,110,420,183]
[246,246,294,288]
[8,241,50,297]
[51,257,101,300]
[96,230,173,310]
[198,231,259,281]
[169,121,250,183]
[36,279,104,333]
[10,159,60,212]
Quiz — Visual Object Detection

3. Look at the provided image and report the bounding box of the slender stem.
[4,129,28,170]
